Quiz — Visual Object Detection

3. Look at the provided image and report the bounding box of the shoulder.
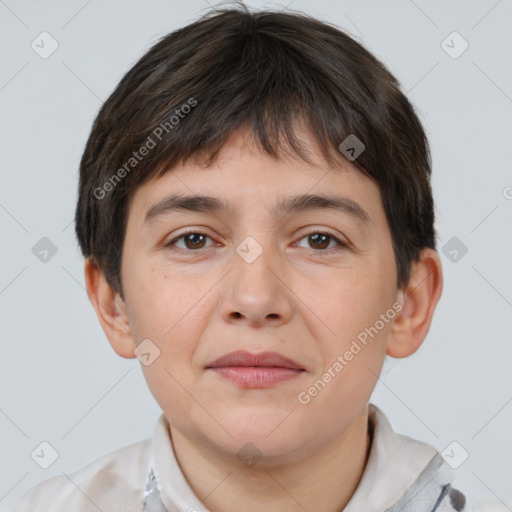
[11,437,152,512]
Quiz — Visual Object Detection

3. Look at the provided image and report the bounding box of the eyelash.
[165,229,349,253]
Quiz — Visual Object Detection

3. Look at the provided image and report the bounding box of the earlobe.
[386,248,443,359]
[83,258,137,359]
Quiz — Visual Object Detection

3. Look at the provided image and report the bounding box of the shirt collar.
[150,403,439,512]
[150,415,209,512]
[343,403,439,511]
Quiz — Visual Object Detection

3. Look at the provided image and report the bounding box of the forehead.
[128,128,383,227]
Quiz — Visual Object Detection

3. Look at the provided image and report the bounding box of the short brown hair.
[75,4,437,298]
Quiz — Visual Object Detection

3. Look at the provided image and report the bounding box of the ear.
[386,248,443,358]
[84,258,136,359]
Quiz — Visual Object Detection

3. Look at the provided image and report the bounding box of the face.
[119,128,401,463]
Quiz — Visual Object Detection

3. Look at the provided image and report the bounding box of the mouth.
[206,350,305,388]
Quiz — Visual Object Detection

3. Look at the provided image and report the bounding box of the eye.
[165,229,348,252]
[165,230,215,251]
[295,231,348,251]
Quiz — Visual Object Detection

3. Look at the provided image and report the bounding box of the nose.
[219,236,294,328]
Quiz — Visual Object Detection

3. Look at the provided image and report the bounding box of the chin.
[215,414,308,458]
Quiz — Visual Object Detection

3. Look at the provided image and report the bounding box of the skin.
[85,127,443,512]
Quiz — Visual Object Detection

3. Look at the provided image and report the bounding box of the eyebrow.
[143,193,371,225]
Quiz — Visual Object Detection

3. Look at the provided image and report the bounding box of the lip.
[206,350,305,388]
[207,350,304,370]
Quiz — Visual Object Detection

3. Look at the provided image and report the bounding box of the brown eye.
[296,232,347,251]
[183,233,207,249]
[166,231,213,251]
[308,233,330,250]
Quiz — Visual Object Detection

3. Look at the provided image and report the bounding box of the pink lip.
[206,350,305,388]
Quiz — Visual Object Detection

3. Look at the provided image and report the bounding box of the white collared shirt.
[11,403,492,512]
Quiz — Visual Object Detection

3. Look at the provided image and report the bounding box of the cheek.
[310,263,395,372]
[302,279,391,411]
[125,262,201,338]
[130,266,216,358]
[318,273,388,330]
[129,270,211,426]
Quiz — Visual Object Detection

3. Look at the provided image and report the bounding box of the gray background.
[1,0,511,509]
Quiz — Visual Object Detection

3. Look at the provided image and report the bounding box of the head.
[76,5,442,463]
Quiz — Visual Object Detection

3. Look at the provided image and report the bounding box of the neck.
[169,407,371,512]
